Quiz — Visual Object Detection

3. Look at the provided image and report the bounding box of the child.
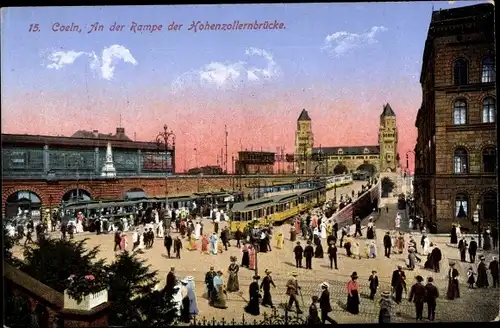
[467,267,475,288]
[307,296,321,324]
[379,291,393,323]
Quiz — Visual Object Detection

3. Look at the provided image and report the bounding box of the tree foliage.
[381,177,396,194]
[21,238,107,294]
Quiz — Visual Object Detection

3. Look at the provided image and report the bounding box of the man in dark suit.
[391,265,406,304]
[354,216,362,237]
[318,282,336,324]
[384,232,392,258]
[424,276,439,321]
[293,241,304,268]
[430,244,442,273]
[468,237,478,263]
[458,237,468,262]
[304,240,314,270]
[164,233,173,258]
[409,275,426,321]
[369,270,379,300]
[327,241,338,270]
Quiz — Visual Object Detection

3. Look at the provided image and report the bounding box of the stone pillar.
[94,147,100,175]
[43,145,50,173]
[137,149,142,175]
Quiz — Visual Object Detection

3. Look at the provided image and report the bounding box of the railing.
[190,307,307,326]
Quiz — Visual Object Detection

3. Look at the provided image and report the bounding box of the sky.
[1,1,488,173]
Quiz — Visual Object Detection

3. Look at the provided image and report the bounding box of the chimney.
[92,130,99,138]
[116,127,125,135]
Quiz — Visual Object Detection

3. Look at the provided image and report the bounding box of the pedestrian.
[378,291,393,323]
[204,266,216,303]
[430,244,442,273]
[492,226,498,250]
[468,237,478,263]
[383,231,392,258]
[307,296,321,324]
[304,240,314,270]
[285,271,302,314]
[164,233,173,258]
[174,236,183,259]
[424,277,439,321]
[235,227,242,248]
[165,267,177,292]
[446,262,460,300]
[408,275,426,321]
[458,237,468,262]
[327,241,338,270]
[391,265,406,304]
[476,255,489,288]
[369,270,379,300]
[244,275,261,315]
[346,272,360,314]
[318,282,336,324]
[260,269,276,308]
[293,241,304,268]
[354,216,362,237]
[226,256,240,293]
[489,257,499,288]
[467,267,476,288]
[132,229,139,251]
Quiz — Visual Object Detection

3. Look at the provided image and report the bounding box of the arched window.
[455,193,469,220]
[453,100,467,125]
[481,57,495,83]
[482,191,497,223]
[482,97,496,123]
[453,148,468,174]
[453,58,468,85]
[482,147,496,173]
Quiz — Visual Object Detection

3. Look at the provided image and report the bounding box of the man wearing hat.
[369,270,379,300]
[476,255,489,288]
[304,240,314,270]
[205,266,216,304]
[260,269,276,308]
[489,256,499,288]
[327,241,338,270]
[408,275,426,321]
[446,262,460,300]
[383,231,392,258]
[424,277,439,321]
[318,282,336,323]
[391,265,406,304]
[293,241,304,268]
[378,291,393,323]
[166,267,177,292]
[286,271,303,314]
[468,237,478,263]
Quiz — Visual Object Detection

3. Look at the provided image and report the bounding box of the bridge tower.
[295,109,314,174]
[378,103,399,172]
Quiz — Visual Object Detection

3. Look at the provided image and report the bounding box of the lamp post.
[156,125,176,210]
[476,203,482,248]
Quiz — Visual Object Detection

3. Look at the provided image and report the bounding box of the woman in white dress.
[395,214,401,230]
[194,222,202,240]
[422,235,430,255]
[154,209,160,224]
[122,217,129,232]
[157,221,165,238]
[138,231,145,249]
[320,222,327,239]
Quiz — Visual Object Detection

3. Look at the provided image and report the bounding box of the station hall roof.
[312,146,380,155]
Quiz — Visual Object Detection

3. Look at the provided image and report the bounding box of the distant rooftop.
[298,109,311,121]
[71,127,132,141]
[380,103,396,117]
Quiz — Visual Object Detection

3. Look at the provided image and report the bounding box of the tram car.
[325,174,353,190]
[229,186,326,233]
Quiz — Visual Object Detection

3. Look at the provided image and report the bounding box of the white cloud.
[45,44,138,80]
[172,47,279,91]
[46,51,86,70]
[323,26,388,57]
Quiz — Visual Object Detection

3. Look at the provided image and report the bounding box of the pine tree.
[21,237,107,293]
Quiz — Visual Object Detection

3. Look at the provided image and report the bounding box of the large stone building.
[293,105,399,175]
[414,3,497,233]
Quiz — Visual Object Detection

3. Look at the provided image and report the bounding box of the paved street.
[12,182,499,323]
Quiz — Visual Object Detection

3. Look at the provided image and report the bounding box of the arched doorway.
[333,164,348,175]
[481,191,497,224]
[5,190,42,219]
[124,188,148,200]
[61,189,92,203]
[357,163,377,176]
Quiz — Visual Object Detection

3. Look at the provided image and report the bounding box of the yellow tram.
[229,186,326,232]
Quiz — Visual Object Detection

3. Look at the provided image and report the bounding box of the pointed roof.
[381,103,396,117]
[298,109,311,121]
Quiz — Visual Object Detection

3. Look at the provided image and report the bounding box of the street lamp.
[476,203,482,248]
[156,125,176,210]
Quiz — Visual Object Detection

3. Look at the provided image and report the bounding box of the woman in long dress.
[201,234,209,254]
[119,233,128,251]
[212,271,228,309]
[187,234,198,251]
[186,276,199,316]
[248,245,256,270]
[275,232,284,249]
[226,256,240,292]
[450,224,458,244]
[320,222,327,239]
[422,236,430,255]
[366,218,375,239]
[209,233,218,255]
[483,229,492,251]
[157,221,164,238]
[314,243,324,258]
[194,222,202,240]
[179,279,191,322]
[346,272,360,314]
[241,244,250,268]
[396,233,405,254]
[294,218,300,234]
[244,275,261,315]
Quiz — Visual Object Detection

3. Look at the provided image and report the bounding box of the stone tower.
[378,103,399,172]
[295,109,314,174]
